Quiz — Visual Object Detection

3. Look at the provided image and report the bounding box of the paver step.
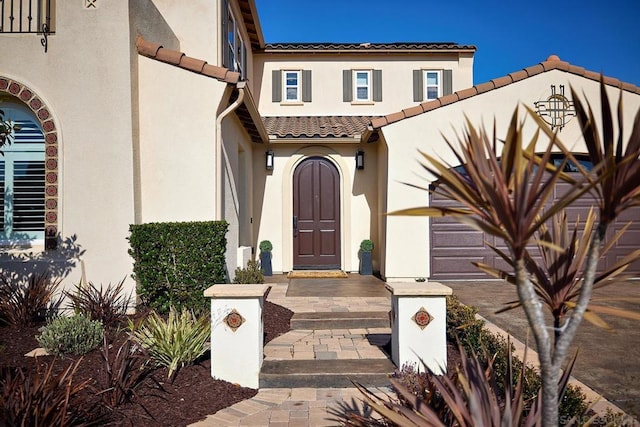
[290,311,390,330]
[259,359,395,388]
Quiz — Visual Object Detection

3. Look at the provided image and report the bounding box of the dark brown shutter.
[413,69,423,102]
[443,70,453,95]
[372,69,382,102]
[342,70,352,102]
[302,70,312,102]
[272,70,282,102]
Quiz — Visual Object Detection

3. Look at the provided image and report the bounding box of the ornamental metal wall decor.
[223,309,245,332]
[534,85,575,131]
[412,307,434,330]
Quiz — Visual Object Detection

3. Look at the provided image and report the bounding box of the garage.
[429,170,640,280]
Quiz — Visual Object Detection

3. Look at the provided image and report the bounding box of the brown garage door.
[430,175,640,280]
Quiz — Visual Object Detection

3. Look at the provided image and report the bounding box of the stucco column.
[386,282,452,374]
[204,284,269,388]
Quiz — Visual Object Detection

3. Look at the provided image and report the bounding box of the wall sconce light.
[355,150,365,170]
[265,151,274,170]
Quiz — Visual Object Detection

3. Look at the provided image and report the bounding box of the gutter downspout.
[215,82,245,220]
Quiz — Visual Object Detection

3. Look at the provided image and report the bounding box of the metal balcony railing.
[0,0,54,33]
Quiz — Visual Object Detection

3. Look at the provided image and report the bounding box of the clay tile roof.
[135,36,239,84]
[263,116,377,139]
[262,42,476,53]
[370,54,640,129]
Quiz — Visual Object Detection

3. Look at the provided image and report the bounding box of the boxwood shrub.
[128,221,228,314]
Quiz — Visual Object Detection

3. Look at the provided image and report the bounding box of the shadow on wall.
[0,234,85,284]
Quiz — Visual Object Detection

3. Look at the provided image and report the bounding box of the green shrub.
[259,240,272,252]
[233,260,264,284]
[65,279,133,327]
[129,306,210,380]
[128,221,228,314]
[359,239,374,252]
[0,273,63,326]
[37,313,104,356]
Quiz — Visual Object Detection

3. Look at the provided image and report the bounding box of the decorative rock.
[25,347,50,357]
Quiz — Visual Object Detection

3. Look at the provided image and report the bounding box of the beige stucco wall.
[380,69,640,280]
[136,57,226,223]
[0,2,138,294]
[253,142,379,273]
[254,52,474,116]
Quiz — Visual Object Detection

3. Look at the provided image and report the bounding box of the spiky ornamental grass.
[0,273,63,326]
[65,279,133,328]
[128,306,210,380]
[0,359,91,426]
[390,78,640,426]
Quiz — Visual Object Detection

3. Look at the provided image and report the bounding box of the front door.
[293,157,341,269]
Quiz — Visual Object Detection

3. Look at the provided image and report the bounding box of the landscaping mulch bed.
[0,300,294,426]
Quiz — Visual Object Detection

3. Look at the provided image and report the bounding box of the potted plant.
[259,240,273,276]
[359,239,374,275]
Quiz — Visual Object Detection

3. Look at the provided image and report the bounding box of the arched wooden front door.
[293,157,341,269]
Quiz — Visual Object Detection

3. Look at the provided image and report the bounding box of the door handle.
[293,216,298,237]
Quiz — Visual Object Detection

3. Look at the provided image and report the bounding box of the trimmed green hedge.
[128,221,228,314]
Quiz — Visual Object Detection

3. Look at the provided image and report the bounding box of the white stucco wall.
[254,143,379,273]
[254,52,474,116]
[380,70,640,280]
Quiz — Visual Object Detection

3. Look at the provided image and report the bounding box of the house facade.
[1,0,638,297]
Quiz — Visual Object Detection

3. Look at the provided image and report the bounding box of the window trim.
[283,70,301,103]
[353,70,372,102]
[424,70,442,101]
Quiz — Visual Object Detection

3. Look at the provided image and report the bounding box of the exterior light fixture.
[265,151,274,170]
[355,150,365,170]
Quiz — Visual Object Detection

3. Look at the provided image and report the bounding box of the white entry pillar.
[386,282,452,374]
[204,284,269,388]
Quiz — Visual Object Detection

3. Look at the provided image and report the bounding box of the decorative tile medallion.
[412,307,434,330]
[223,309,245,332]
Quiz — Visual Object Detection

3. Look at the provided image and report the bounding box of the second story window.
[354,71,371,102]
[284,71,300,102]
[223,1,246,78]
[413,69,453,102]
[424,71,441,100]
[272,70,312,103]
[343,69,382,103]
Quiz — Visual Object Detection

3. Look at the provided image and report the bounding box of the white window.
[226,4,246,77]
[354,70,371,102]
[284,71,301,102]
[424,70,441,100]
[1,107,45,244]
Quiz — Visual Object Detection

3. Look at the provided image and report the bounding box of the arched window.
[1,101,45,244]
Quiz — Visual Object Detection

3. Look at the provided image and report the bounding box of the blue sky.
[254,0,640,87]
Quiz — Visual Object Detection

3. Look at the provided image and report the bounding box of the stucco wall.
[254,143,379,273]
[380,70,640,280]
[0,2,137,293]
[254,52,474,116]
